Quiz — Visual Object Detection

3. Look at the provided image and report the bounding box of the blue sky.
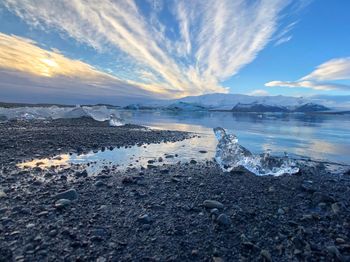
[0,0,349,104]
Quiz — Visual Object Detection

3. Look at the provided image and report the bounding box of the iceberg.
[214,127,299,176]
[0,106,124,126]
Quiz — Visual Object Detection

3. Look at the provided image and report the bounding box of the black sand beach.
[1,119,350,261]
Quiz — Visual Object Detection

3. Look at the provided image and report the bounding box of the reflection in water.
[119,110,350,164]
[17,155,71,169]
[18,136,217,174]
[16,111,350,171]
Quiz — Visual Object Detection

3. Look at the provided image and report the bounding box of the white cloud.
[275,35,292,46]
[265,80,346,91]
[248,89,269,96]
[301,57,350,81]
[0,33,156,104]
[3,0,294,98]
[273,21,297,46]
[265,57,350,91]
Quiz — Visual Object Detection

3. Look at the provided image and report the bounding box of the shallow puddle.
[17,135,217,175]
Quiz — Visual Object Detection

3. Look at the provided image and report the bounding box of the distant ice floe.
[0,106,124,126]
[214,127,299,176]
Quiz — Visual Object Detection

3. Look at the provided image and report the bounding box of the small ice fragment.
[109,114,124,127]
[213,127,299,176]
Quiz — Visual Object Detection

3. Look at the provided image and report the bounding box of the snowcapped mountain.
[125,93,350,112]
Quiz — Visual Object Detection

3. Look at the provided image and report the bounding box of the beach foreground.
[0,119,350,261]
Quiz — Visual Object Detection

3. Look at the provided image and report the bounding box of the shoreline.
[1,118,350,261]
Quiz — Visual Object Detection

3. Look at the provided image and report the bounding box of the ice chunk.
[109,114,124,127]
[0,105,124,126]
[213,127,299,176]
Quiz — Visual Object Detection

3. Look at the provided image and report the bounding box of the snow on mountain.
[127,93,349,112]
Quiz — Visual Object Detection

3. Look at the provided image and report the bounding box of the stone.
[48,230,58,237]
[191,250,199,256]
[260,249,272,261]
[326,246,341,260]
[54,189,78,201]
[336,238,345,244]
[210,208,220,216]
[216,213,231,226]
[268,186,275,193]
[55,199,72,208]
[0,190,7,198]
[94,181,105,187]
[75,170,88,178]
[301,180,317,193]
[212,257,224,262]
[138,214,152,224]
[203,200,224,209]
[277,208,285,215]
[331,203,340,214]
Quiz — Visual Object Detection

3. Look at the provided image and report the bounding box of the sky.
[0,0,349,104]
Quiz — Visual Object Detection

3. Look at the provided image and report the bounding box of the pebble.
[326,245,341,259]
[48,229,58,237]
[94,180,105,187]
[212,257,224,262]
[75,170,88,178]
[26,223,35,229]
[138,214,152,224]
[37,211,49,217]
[260,249,272,261]
[336,238,345,244]
[277,208,285,215]
[54,188,78,201]
[203,200,224,209]
[0,190,7,198]
[55,199,72,208]
[331,203,340,214]
[216,214,231,226]
[210,208,219,216]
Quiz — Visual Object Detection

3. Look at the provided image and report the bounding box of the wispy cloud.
[3,0,294,98]
[301,57,350,81]
[273,21,297,46]
[265,57,350,91]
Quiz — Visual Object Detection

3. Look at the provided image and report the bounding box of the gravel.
[0,118,349,261]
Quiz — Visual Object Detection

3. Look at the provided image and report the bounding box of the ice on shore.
[0,106,124,126]
[214,127,299,176]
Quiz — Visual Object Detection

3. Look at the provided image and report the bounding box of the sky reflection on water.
[120,111,350,164]
[18,111,350,173]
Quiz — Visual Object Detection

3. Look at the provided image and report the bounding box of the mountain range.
[124,93,350,112]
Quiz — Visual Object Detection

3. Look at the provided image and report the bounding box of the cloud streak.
[3,0,294,98]
[265,57,350,91]
[0,33,156,104]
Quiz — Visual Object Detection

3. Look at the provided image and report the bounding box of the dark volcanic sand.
[0,118,350,261]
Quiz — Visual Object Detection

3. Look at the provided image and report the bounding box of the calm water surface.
[18,111,350,173]
[119,111,350,165]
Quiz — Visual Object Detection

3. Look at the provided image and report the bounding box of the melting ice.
[0,106,124,126]
[214,127,299,176]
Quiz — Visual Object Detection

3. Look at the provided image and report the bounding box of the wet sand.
[0,118,350,261]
